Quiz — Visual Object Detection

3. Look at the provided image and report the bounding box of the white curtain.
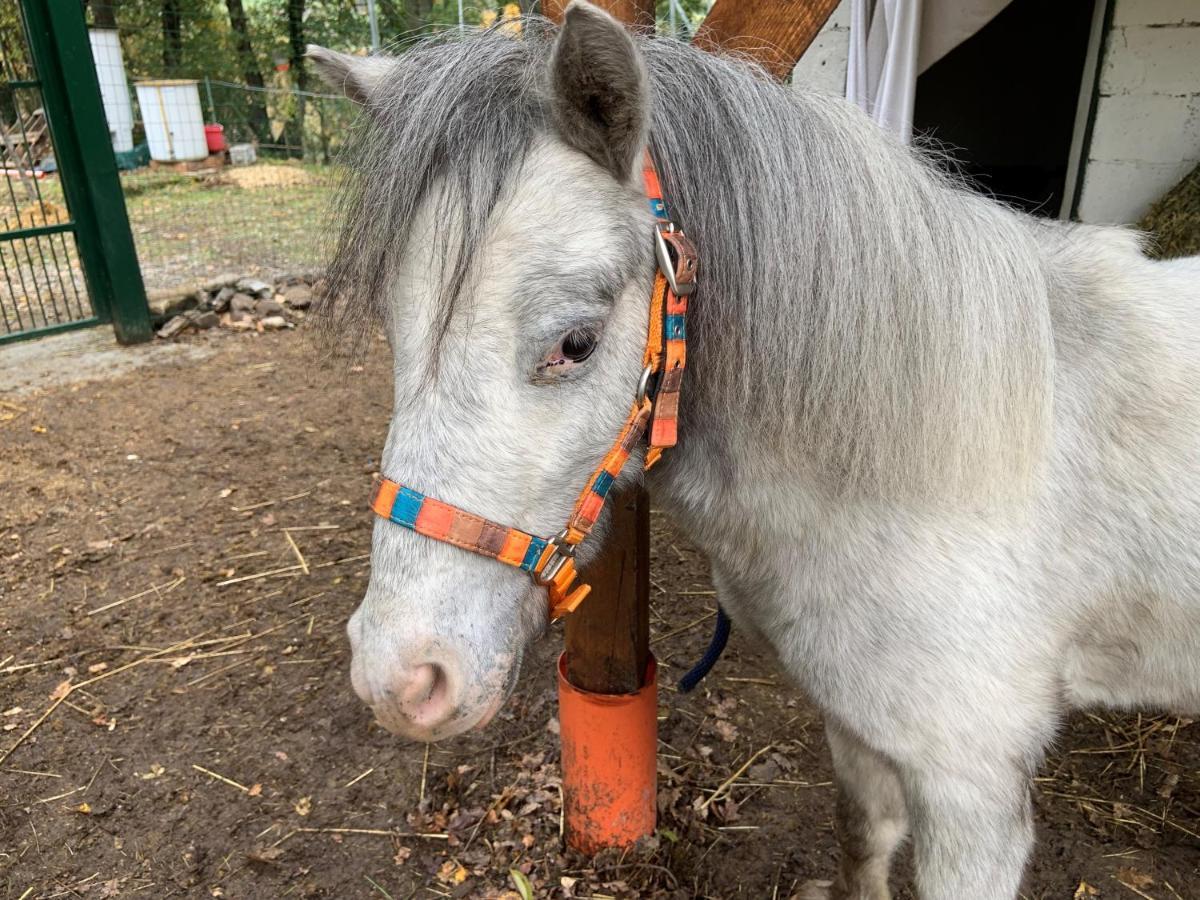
[847,0,1012,142]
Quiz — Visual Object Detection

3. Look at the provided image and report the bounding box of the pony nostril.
[401,662,453,726]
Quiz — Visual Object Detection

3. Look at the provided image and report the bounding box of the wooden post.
[565,487,650,693]
[542,0,655,33]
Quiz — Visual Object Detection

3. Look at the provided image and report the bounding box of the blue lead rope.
[676,606,732,693]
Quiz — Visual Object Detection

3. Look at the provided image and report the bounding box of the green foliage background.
[83,0,714,83]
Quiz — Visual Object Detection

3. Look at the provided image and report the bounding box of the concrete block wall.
[1077,0,1200,223]
[791,0,851,96]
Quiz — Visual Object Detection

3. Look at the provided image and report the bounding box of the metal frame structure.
[1,0,150,345]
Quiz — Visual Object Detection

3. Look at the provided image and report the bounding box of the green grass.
[121,162,336,290]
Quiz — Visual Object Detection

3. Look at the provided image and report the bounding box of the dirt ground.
[1,328,1197,900]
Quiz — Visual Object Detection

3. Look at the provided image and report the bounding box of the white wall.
[1077,0,1200,223]
[791,0,851,96]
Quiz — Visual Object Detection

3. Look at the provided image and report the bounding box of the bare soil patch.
[1,329,1197,898]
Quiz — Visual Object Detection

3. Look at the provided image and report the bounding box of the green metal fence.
[0,0,150,345]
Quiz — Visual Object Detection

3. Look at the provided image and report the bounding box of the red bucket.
[204,124,227,154]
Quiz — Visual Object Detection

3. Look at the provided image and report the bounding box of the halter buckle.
[535,528,576,586]
[534,530,590,620]
[654,224,698,296]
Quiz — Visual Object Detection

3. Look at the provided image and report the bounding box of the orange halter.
[371,151,697,619]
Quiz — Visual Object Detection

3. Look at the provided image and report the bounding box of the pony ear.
[549,1,649,183]
[306,45,391,104]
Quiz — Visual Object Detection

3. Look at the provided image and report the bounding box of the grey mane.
[323,20,1054,504]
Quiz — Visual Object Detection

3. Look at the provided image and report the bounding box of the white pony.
[309,4,1200,897]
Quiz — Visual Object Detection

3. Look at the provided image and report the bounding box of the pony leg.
[797,721,907,900]
[833,721,910,899]
[901,761,1034,900]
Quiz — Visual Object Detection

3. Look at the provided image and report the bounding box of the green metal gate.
[0,0,150,345]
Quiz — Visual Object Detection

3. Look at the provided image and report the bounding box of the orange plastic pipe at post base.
[557,652,657,853]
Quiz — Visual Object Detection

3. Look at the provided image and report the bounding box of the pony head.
[311,2,655,740]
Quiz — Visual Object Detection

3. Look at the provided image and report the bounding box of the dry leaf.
[75,802,91,814]
[246,846,283,865]
[1073,883,1098,899]
[248,783,262,797]
[294,795,312,816]
[715,720,739,742]
[50,679,72,701]
[1115,867,1154,890]
[437,860,468,884]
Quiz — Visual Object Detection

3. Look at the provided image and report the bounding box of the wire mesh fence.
[0,6,94,339]
[117,79,351,292]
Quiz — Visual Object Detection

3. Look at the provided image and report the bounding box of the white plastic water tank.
[135,80,208,162]
[88,29,134,153]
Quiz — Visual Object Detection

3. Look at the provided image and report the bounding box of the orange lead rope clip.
[370,149,698,619]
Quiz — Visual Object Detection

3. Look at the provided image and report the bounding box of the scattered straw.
[284,531,309,575]
[698,744,773,812]
[192,764,251,793]
[217,564,304,587]
[343,767,374,788]
[419,743,430,806]
[231,489,313,513]
[35,785,85,804]
[295,826,448,840]
[364,875,396,900]
[0,632,208,766]
[86,576,185,616]
[652,611,716,645]
[1111,876,1157,900]
[185,656,256,687]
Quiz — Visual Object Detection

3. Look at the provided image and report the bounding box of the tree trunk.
[283,0,308,158]
[162,0,183,73]
[223,0,270,140]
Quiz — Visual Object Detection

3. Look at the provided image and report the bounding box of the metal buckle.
[654,223,697,296]
[535,528,575,585]
[635,364,654,405]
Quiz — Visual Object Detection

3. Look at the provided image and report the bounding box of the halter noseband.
[370,150,697,620]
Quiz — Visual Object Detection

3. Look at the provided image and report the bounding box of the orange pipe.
[557,652,657,853]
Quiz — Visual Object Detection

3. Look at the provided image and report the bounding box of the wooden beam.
[564,487,651,694]
[694,0,842,81]
[541,0,655,32]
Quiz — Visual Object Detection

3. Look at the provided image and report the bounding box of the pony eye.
[535,326,601,380]
[560,327,598,362]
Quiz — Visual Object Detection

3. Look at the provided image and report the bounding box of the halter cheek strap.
[370,150,697,620]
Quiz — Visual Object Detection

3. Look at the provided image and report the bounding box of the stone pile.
[152,273,320,339]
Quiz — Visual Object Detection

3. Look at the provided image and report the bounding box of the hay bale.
[1137,163,1200,260]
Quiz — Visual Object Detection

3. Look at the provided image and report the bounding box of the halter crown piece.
[370,150,698,620]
